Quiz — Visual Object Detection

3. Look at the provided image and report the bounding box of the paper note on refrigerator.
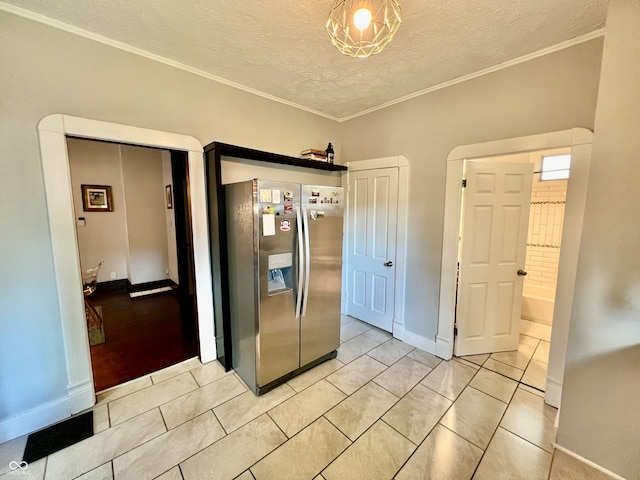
[272,189,281,204]
[259,189,272,203]
[263,213,276,236]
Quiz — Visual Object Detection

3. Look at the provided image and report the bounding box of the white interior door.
[455,161,533,356]
[347,168,398,332]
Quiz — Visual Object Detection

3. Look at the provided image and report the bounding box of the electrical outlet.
[165,269,170,275]
[110,272,116,279]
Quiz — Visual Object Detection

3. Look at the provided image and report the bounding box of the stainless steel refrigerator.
[225,179,344,394]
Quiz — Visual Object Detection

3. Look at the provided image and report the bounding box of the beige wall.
[68,138,130,282]
[341,39,603,342]
[557,2,640,478]
[121,145,170,285]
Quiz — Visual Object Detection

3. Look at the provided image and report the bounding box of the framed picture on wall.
[81,184,113,212]
[165,185,173,209]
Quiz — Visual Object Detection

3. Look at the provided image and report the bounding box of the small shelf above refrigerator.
[205,142,348,172]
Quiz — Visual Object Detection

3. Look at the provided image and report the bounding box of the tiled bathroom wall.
[524,179,567,289]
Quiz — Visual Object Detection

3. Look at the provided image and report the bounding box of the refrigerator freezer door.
[300,185,344,365]
[225,180,259,391]
[256,180,301,386]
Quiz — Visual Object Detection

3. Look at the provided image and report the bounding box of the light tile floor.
[0,316,607,480]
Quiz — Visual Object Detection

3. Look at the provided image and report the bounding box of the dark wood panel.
[204,142,348,171]
[89,285,198,392]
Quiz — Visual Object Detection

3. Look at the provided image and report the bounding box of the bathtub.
[521,284,555,326]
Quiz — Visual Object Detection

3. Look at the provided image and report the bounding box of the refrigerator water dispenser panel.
[268,252,293,269]
[268,252,293,295]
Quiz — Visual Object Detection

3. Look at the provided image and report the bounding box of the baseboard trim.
[0,380,95,443]
[67,380,95,414]
[435,336,453,360]
[400,328,437,355]
[544,377,563,408]
[0,397,70,443]
[392,320,404,341]
[127,279,177,293]
[552,443,625,480]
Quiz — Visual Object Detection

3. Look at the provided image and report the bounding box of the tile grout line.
[110,409,223,478]
[161,379,247,431]
[499,422,555,455]
[325,381,402,441]
[468,369,520,405]
[467,378,554,479]
[97,371,194,411]
[385,381,475,479]
[159,405,169,431]
[378,417,419,449]
[240,416,311,478]
[370,365,432,399]
[286,361,346,394]
[95,374,153,400]
[108,379,201,427]
[258,415,352,477]
[265,410,291,440]
[60,407,175,478]
[317,415,392,478]
[466,396,513,478]
[322,413,357,444]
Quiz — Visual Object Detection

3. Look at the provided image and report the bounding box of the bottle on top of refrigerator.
[325,143,334,164]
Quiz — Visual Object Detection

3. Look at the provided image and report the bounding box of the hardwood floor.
[88,284,199,392]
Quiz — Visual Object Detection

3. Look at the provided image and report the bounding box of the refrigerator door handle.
[295,205,304,319]
[302,206,311,317]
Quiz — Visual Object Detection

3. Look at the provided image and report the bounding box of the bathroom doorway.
[520,148,571,341]
[505,147,570,392]
[437,128,593,408]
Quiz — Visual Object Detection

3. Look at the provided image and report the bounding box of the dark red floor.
[88,285,199,392]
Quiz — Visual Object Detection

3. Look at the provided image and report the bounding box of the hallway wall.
[68,138,130,283]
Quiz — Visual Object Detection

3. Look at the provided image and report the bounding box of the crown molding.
[340,28,605,122]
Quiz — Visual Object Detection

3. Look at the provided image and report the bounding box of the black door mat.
[23,411,94,463]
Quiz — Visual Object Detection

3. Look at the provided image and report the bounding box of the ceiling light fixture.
[326,0,402,58]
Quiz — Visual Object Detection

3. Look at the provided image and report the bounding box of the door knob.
[517,269,527,276]
[384,261,393,267]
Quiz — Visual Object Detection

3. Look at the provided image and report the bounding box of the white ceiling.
[2,0,608,120]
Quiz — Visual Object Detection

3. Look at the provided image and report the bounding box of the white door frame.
[342,156,409,338]
[37,114,216,417]
[436,128,593,407]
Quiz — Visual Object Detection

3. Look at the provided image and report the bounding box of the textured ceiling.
[2,0,608,119]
